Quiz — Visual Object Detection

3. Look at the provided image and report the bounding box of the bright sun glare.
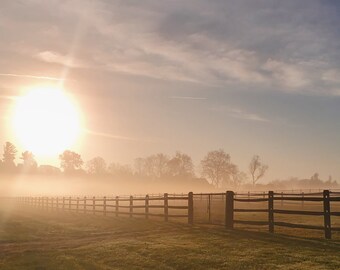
[12,87,81,157]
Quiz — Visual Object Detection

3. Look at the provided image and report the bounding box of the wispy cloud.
[0,73,64,81]
[169,96,207,100]
[262,59,310,89]
[85,129,158,143]
[1,0,340,95]
[0,95,17,100]
[228,108,270,123]
[212,106,270,123]
[35,51,85,68]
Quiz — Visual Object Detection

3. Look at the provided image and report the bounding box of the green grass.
[0,207,339,270]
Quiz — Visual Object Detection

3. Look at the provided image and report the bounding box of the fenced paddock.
[10,190,340,239]
[194,190,340,239]
[12,193,192,223]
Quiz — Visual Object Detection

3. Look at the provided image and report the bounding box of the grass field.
[0,206,340,270]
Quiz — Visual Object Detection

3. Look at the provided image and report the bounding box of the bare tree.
[59,150,83,173]
[2,142,17,170]
[134,158,145,176]
[134,152,193,178]
[167,152,194,177]
[141,154,170,178]
[108,162,133,177]
[249,155,268,186]
[20,151,37,171]
[86,157,107,175]
[153,153,169,178]
[201,149,241,188]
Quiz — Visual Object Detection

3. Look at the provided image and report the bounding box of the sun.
[12,87,81,157]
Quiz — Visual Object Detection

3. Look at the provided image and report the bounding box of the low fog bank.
[0,173,338,197]
[0,174,215,197]
[243,177,339,192]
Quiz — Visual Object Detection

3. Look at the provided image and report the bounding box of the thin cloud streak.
[228,108,270,123]
[169,96,207,100]
[0,95,17,100]
[0,73,64,81]
[85,129,158,143]
[211,106,270,123]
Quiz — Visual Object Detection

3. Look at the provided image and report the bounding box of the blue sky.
[1,0,340,181]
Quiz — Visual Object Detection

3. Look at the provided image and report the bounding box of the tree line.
[0,141,269,187]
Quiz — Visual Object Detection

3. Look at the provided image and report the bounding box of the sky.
[1,0,340,181]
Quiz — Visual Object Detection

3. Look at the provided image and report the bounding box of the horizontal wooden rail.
[273,197,323,202]
[234,209,268,213]
[234,198,268,202]
[273,192,323,196]
[9,189,340,240]
[223,189,339,239]
[168,197,188,200]
[168,206,188,210]
[234,220,269,226]
[13,192,192,224]
[273,209,324,216]
[274,222,324,230]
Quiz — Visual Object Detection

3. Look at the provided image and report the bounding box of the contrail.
[0,95,17,100]
[84,129,157,143]
[0,73,64,81]
[169,96,207,100]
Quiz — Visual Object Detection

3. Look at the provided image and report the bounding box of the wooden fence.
[11,190,340,239]
[14,193,193,224]
[208,190,340,239]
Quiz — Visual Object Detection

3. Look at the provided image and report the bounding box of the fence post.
[145,195,149,219]
[302,192,304,208]
[76,197,79,213]
[268,191,274,233]
[164,193,168,222]
[281,192,283,207]
[69,196,71,211]
[115,196,119,217]
[51,197,54,210]
[323,190,331,239]
[93,196,95,215]
[225,191,234,229]
[188,192,194,225]
[56,197,59,210]
[84,196,87,214]
[103,196,107,216]
[62,197,65,211]
[208,194,211,223]
[130,196,133,218]
[46,197,49,210]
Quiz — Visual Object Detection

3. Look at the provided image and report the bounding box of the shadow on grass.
[186,223,340,251]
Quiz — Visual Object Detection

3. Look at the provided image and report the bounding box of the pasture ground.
[0,206,339,270]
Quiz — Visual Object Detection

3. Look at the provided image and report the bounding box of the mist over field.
[0,172,338,198]
[0,174,214,197]
[1,1,340,269]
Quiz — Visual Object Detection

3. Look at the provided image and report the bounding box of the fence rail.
[13,193,192,223]
[9,189,340,239]
[222,190,339,239]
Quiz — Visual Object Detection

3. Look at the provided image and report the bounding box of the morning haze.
[1,1,340,269]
